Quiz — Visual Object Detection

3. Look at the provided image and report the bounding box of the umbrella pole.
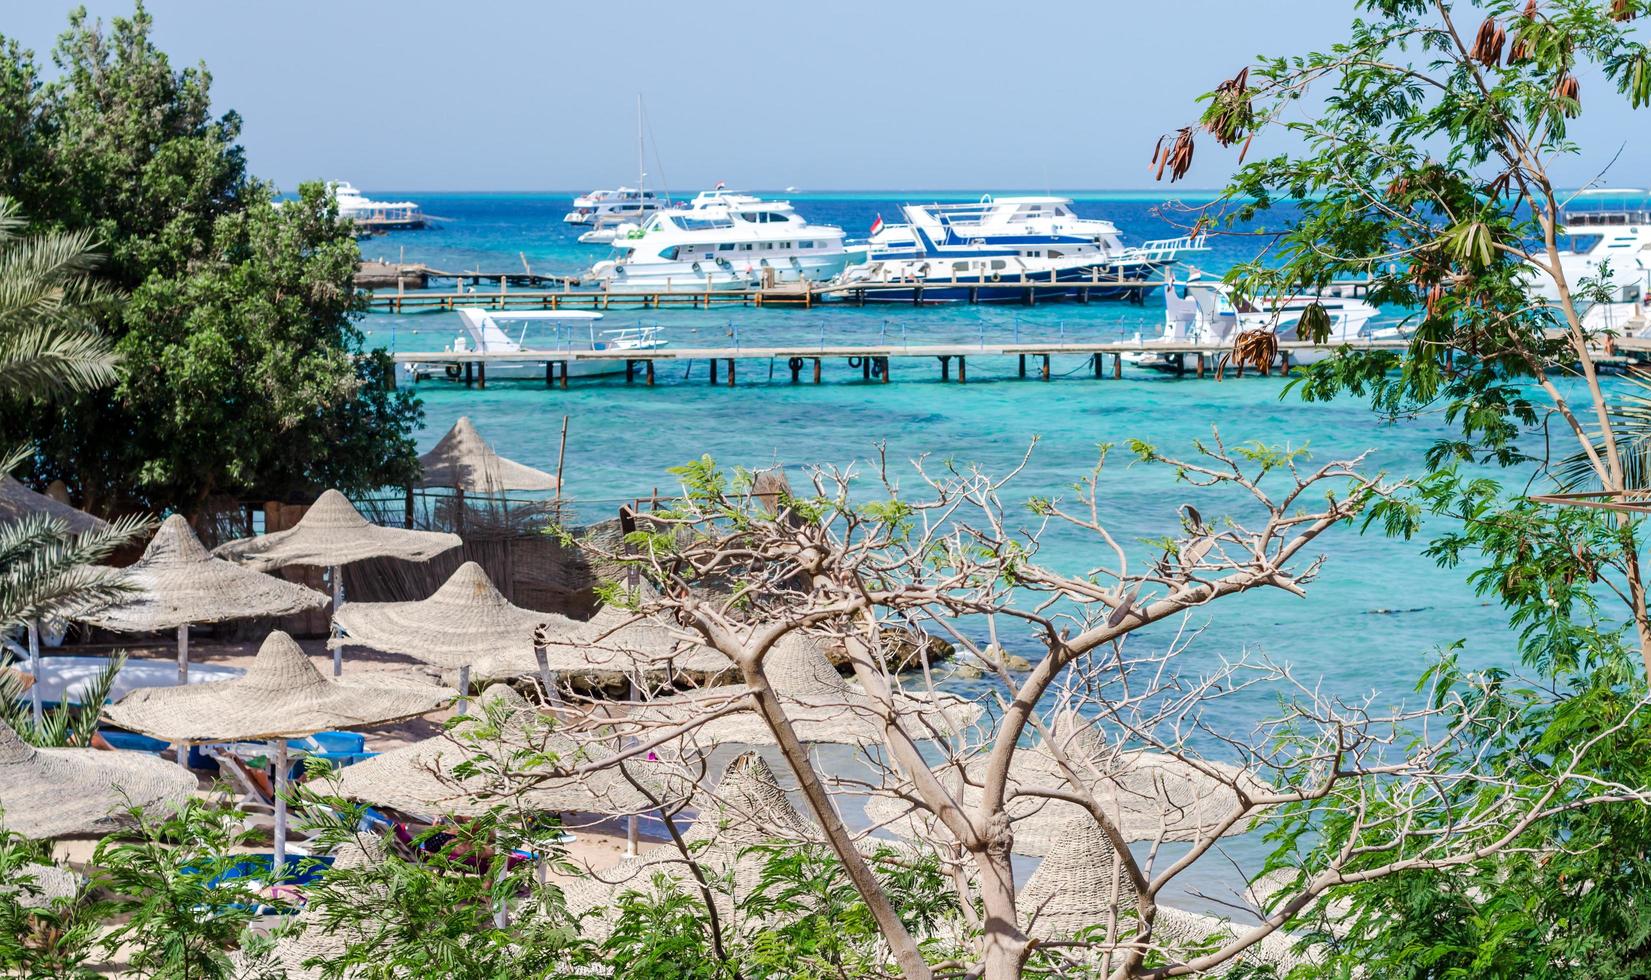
[456,665,470,714]
[533,646,558,703]
[625,674,639,856]
[273,738,289,881]
[173,625,192,769]
[330,566,344,677]
[25,619,42,732]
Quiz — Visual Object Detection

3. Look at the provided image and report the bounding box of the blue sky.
[6,1,1649,192]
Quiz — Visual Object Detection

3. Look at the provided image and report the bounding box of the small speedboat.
[1126,280,1395,370]
[402,310,667,381]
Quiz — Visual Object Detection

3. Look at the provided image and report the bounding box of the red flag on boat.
[870,214,884,235]
[715,180,726,190]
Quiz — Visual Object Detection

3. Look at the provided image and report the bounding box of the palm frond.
[0,645,125,747]
[0,195,120,402]
[0,512,151,628]
[1556,375,1651,491]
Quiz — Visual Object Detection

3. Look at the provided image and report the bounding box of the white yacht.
[577,187,757,244]
[403,310,667,381]
[1126,280,1391,370]
[1530,189,1651,302]
[326,181,424,233]
[564,187,666,227]
[585,197,851,291]
[836,195,1204,301]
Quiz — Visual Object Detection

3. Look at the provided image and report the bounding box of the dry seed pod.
[1553,74,1581,115]
[1612,0,1635,22]
[1472,17,1506,65]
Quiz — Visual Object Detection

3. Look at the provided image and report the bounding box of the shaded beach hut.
[216,490,461,675]
[102,630,450,873]
[466,603,736,692]
[0,720,195,839]
[0,475,107,534]
[1018,818,1138,941]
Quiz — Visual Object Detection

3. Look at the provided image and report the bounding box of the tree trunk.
[742,668,935,980]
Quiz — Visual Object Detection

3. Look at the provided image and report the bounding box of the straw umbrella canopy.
[1151,908,1314,974]
[215,490,461,676]
[7,862,78,908]
[466,604,735,690]
[332,684,682,821]
[602,752,820,911]
[102,630,450,873]
[620,632,981,748]
[331,561,574,706]
[79,515,329,684]
[1,477,110,732]
[0,475,106,534]
[865,709,1268,853]
[1019,818,1139,941]
[0,720,195,839]
[417,416,559,494]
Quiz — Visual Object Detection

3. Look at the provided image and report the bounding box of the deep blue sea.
[359,191,1535,905]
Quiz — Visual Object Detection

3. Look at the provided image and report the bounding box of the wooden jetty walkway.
[363,271,1381,314]
[387,337,1431,389]
[355,262,578,291]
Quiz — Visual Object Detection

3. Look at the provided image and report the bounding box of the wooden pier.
[364,273,1381,314]
[386,337,1430,390]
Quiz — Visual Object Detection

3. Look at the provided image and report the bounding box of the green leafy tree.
[1166,0,1651,671]
[0,4,419,518]
[93,798,267,980]
[1162,0,1651,974]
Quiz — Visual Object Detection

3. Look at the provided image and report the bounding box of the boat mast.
[636,94,646,196]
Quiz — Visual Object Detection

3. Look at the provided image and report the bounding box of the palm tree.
[0,196,147,744]
[0,196,122,400]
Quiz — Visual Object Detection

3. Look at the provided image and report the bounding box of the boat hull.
[403,354,658,382]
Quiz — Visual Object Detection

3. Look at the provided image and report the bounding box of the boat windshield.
[678,215,735,231]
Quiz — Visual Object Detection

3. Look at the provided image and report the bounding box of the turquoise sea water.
[359,192,1526,904]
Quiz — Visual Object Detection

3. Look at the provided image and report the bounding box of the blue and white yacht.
[834,195,1204,302]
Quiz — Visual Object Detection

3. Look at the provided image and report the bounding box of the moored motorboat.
[834,195,1203,302]
[1125,280,1393,371]
[402,310,667,381]
[585,196,850,291]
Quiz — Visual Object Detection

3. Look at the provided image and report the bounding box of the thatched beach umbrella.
[0,477,109,731]
[332,683,681,822]
[7,862,77,907]
[0,720,195,839]
[1151,908,1312,974]
[463,604,735,692]
[102,630,450,873]
[332,561,572,711]
[80,515,329,684]
[621,631,980,748]
[216,490,461,676]
[1019,818,1138,941]
[600,752,819,912]
[417,416,559,495]
[0,475,106,534]
[865,709,1267,854]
